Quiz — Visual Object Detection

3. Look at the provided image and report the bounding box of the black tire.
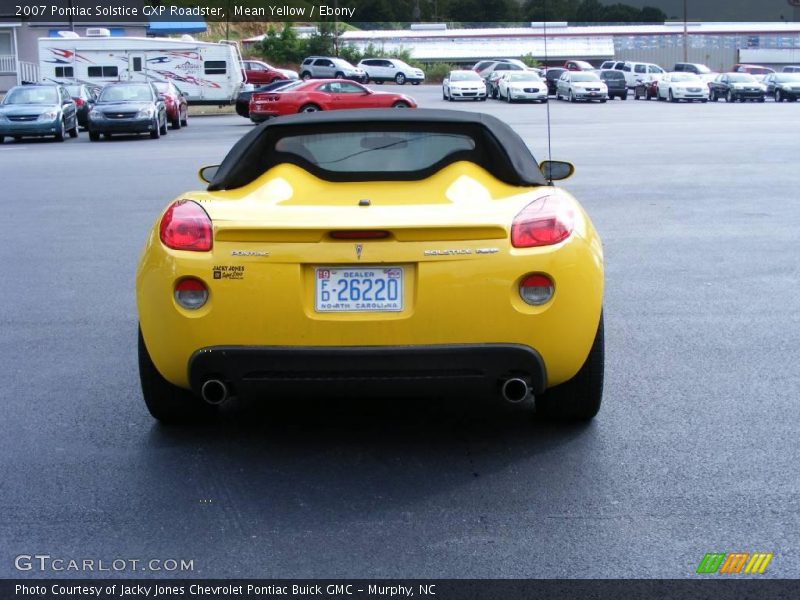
[569,90,575,103]
[506,91,512,103]
[0,135,4,143]
[150,117,160,139]
[412,81,420,86]
[726,90,734,103]
[54,119,65,142]
[392,101,409,108]
[89,131,100,141]
[621,93,627,100]
[710,90,717,102]
[669,89,677,103]
[775,90,782,102]
[536,313,604,420]
[171,115,181,130]
[138,328,215,424]
[395,73,406,85]
[68,124,78,138]
[181,109,188,127]
[634,90,640,100]
[300,71,312,81]
[600,98,607,103]
[442,88,447,100]
[159,116,168,135]
[334,71,344,79]
[299,103,321,113]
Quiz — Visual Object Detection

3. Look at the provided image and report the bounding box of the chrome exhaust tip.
[501,377,530,404]
[201,379,229,405]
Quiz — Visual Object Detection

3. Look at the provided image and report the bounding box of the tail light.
[519,274,554,305]
[159,200,213,251]
[74,98,84,108]
[511,196,574,248]
[174,278,208,310]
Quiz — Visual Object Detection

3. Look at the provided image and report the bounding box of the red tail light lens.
[159,200,213,251]
[519,274,555,305]
[174,278,208,310]
[511,196,574,248]
[74,98,84,108]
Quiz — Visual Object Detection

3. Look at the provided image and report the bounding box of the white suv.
[357,58,425,85]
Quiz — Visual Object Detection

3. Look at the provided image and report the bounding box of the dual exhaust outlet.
[201,377,531,405]
[200,379,229,405]
[501,377,531,403]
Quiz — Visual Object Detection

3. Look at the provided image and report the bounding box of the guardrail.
[0,55,15,73]
[19,61,40,84]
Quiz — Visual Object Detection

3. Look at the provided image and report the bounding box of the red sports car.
[153,80,188,129]
[249,79,417,122]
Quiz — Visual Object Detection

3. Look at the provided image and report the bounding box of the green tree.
[259,24,304,64]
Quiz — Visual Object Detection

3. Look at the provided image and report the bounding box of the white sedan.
[656,72,709,102]
[497,72,548,103]
[442,70,487,101]
[555,72,608,103]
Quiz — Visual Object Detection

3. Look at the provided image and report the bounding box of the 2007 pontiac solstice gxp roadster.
[136,109,604,423]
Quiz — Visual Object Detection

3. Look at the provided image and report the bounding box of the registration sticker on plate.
[315,267,403,312]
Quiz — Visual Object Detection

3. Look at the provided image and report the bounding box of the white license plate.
[315,267,404,312]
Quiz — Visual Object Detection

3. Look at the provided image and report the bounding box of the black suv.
[597,69,627,100]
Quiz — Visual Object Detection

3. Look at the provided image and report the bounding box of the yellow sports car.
[136,109,604,423]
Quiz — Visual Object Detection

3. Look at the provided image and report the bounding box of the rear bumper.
[188,344,546,399]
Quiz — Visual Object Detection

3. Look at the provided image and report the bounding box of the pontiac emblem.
[355,244,363,260]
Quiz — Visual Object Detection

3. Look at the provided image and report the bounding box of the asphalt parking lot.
[1,84,799,578]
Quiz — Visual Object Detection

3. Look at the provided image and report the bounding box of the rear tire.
[0,135,4,143]
[138,328,215,424]
[181,109,188,127]
[89,131,99,141]
[159,116,168,135]
[171,115,181,129]
[536,313,604,421]
[301,71,312,81]
[68,123,78,138]
[299,103,321,113]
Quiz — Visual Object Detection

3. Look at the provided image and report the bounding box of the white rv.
[38,31,244,104]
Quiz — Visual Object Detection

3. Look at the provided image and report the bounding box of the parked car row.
[0,80,190,144]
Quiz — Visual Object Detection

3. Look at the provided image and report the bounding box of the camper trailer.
[38,31,244,104]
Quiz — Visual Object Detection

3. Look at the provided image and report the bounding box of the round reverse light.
[174,278,208,310]
[519,274,554,306]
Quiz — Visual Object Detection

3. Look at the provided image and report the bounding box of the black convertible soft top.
[207,109,547,190]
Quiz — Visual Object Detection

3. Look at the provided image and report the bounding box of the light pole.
[683,0,688,62]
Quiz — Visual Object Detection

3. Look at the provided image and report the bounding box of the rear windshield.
[671,73,699,81]
[3,87,58,105]
[728,73,757,83]
[600,71,624,80]
[774,74,800,82]
[274,131,476,173]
